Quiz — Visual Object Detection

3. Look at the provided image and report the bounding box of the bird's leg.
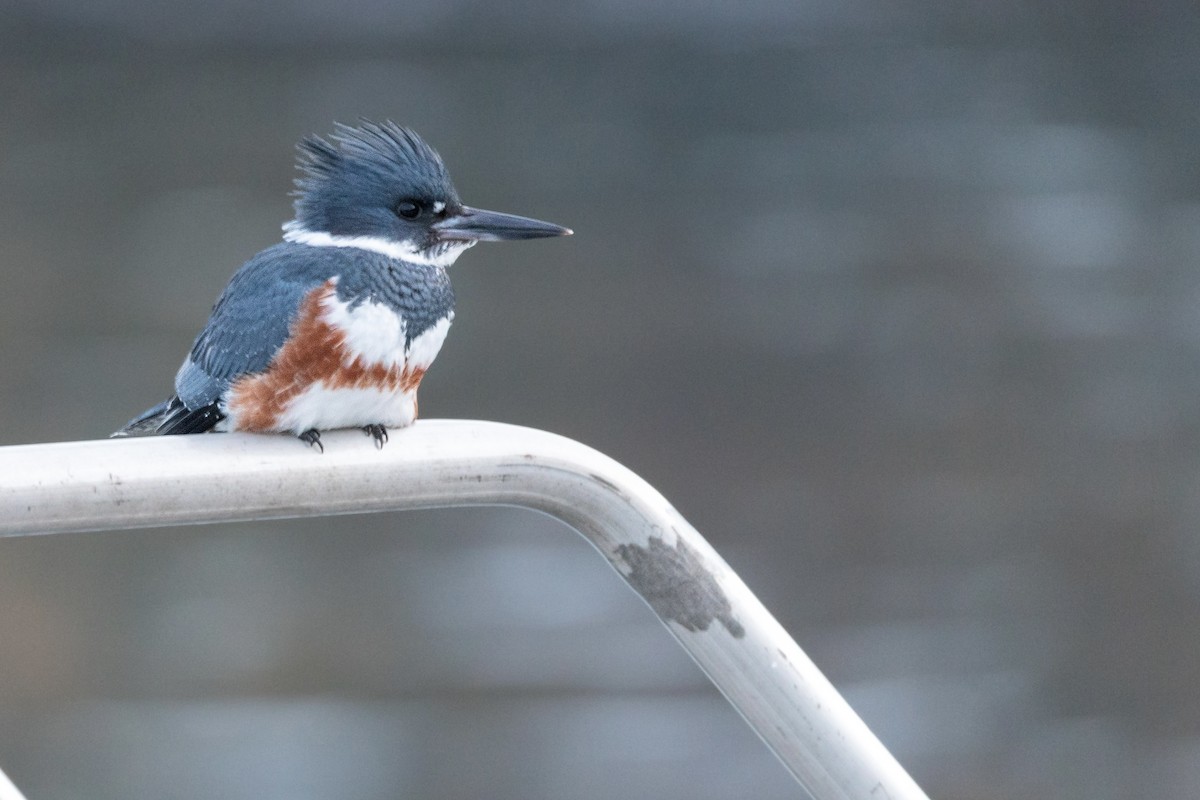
[298,428,324,453]
[362,424,389,449]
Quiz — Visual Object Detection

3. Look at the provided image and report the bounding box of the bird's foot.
[298,428,324,453]
[362,424,389,449]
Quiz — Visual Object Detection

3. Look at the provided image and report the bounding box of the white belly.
[276,384,419,432]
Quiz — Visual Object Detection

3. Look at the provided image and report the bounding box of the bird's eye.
[396,200,421,219]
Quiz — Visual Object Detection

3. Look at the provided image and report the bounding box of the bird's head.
[285,120,571,266]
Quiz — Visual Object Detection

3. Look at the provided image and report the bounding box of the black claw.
[362,424,389,449]
[298,429,324,453]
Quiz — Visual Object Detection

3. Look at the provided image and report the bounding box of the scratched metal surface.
[0,3,1198,799]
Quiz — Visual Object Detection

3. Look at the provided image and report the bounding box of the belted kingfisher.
[114,120,571,451]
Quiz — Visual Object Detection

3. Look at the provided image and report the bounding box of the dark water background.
[2,3,1199,798]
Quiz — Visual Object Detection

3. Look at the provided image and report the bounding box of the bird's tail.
[111,397,225,437]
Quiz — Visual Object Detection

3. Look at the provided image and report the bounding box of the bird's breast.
[222,278,452,432]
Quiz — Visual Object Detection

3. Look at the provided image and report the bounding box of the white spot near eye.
[432,201,446,214]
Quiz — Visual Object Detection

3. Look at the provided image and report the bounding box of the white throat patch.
[282,221,474,268]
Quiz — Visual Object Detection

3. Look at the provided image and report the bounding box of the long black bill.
[434,205,572,242]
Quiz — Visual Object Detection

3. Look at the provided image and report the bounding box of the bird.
[113,120,571,452]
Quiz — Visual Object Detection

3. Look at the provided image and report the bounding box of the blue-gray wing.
[111,243,373,437]
[174,243,337,409]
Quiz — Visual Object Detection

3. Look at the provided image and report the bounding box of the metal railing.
[0,420,929,800]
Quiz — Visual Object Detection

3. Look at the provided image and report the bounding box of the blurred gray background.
[1,1,1199,798]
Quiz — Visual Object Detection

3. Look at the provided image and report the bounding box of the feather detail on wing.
[113,243,340,437]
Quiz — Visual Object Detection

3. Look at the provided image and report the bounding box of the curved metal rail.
[0,420,928,800]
